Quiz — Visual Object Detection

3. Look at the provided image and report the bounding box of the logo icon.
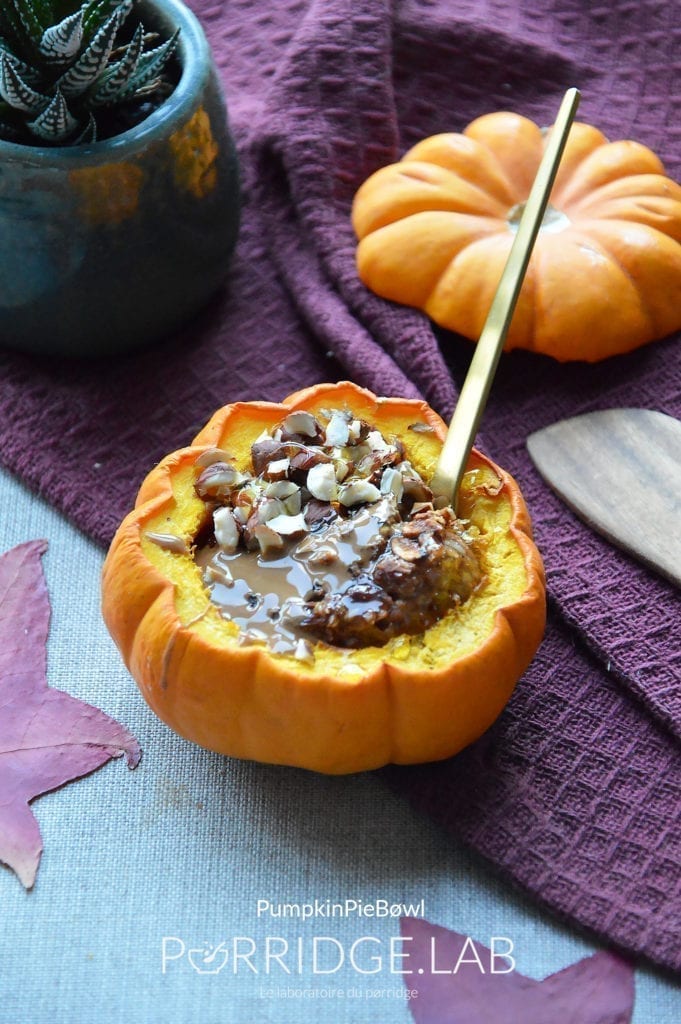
[187,942,230,974]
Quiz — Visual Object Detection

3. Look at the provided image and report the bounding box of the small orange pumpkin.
[101,381,545,774]
[352,113,681,362]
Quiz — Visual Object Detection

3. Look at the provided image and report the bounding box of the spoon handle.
[431,87,581,509]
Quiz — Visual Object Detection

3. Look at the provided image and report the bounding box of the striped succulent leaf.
[72,110,97,143]
[27,86,78,141]
[90,22,142,105]
[81,1,123,38]
[0,51,48,111]
[118,27,179,98]
[0,1,180,144]
[39,9,84,64]
[57,7,123,98]
[0,1,50,58]
[0,40,43,86]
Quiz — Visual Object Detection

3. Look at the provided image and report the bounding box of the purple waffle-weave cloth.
[1,0,680,973]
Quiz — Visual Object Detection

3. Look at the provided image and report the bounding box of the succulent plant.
[0,1,180,145]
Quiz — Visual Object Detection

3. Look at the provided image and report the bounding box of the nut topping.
[337,479,382,507]
[258,497,287,523]
[325,411,350,447]
[195,462,246,501]
[380,467,404,501]
[253,524,284,554]
[266,512,309,537]
[265,480,299,499]
[307,462,338,502]
[304,498,339,531]
[280,411,324,443]
[145,532,189,555]
[194,447,234,468]
[390,536,424,562]
[213,507,239,554]
[293,639,314,662]
[193,405,484,655]
[263,458,290,480]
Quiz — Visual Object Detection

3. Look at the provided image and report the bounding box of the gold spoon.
[430,87,581,510]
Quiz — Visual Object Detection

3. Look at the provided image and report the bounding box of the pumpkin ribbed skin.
[352,114,681,362]
[102,382,545,774]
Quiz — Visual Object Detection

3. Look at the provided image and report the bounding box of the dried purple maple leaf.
[0,540,140,889]
[402,917,635,1024]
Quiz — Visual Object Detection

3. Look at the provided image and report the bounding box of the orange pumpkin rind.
[102,382,546,774]
[352,114,681,362]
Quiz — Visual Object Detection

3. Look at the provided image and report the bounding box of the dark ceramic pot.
[0,0,240,357]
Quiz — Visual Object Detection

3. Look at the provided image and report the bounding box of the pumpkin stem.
[507,202,570,234]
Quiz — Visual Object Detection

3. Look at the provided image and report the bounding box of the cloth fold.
[0,0,679,972]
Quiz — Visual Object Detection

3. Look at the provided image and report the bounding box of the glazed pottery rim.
[0,0,211,167]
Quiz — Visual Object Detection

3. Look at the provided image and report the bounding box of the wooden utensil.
[527,408,681,588]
